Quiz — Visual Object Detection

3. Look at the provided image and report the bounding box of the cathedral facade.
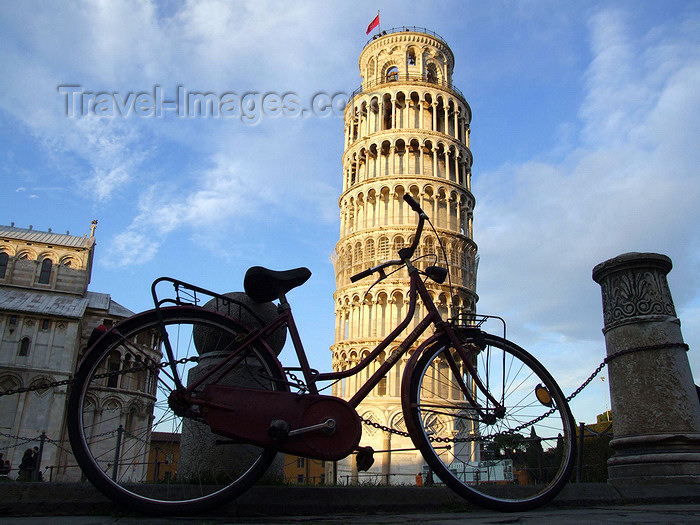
[0,222,138,480]
[331,27,478,484]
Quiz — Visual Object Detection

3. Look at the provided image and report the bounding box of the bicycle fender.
[400,332,449,400]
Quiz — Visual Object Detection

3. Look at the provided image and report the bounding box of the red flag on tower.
[366,13,380,34]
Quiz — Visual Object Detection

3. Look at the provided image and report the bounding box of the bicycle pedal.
[355,446,375,472]
[268,419,291,441]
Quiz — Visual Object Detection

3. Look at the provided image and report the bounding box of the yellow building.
[283,455,326,485]
[147,431,181,483]
[331,27,477,484]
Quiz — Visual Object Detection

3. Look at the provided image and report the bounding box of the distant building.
[147,431,181,483]
[284,454,326,485]
[0,221,134,480]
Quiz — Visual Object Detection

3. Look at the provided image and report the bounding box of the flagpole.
[377,10,380,33]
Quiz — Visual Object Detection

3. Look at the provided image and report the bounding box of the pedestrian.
[31,446,43,481]
[415,472,423,486]
[18,449,35,481]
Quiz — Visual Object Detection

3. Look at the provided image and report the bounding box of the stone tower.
[330,27,477,484]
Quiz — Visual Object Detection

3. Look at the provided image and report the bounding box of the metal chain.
[2,337,691,443]
[0,430,37,443]
[360,342,691,441]
[359,415,411,438]
[285,370,307,391]
[0,377,75,397]
[0,356,197,397]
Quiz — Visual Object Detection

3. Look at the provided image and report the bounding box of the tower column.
[432,147,438,178]
[419,145,425,175]
[389,145,396,177]
[453,151,460,183]
[454,109,459,139]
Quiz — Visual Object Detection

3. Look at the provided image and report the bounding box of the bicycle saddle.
[244,266,312,303]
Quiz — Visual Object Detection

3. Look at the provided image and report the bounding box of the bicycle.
[67,194,576,514]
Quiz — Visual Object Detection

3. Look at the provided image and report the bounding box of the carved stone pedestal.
[178,352,283,483]
[179,292,285,483]
[592,252,700,486]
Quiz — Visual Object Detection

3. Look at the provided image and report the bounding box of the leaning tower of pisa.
[330,27,478,484]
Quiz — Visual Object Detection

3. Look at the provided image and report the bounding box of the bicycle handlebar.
[350,194,427,283]
[350,267,375,283]
[403,194,422,213]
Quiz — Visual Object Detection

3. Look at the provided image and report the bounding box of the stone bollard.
[592,252,700,485]
[178,292,286,483]
[178,351,284,483]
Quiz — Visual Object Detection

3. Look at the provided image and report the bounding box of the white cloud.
[476,7,700,355]
[102,153,260,266]
[1,0,353,224]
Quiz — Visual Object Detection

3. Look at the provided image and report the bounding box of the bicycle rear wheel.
[404,333,575,512]
[67,306,286,515]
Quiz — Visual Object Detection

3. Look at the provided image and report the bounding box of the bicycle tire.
[67,306,287,515]
[403,332,576,512]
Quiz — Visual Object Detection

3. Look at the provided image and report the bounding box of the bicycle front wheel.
[67,306,286,515]
[404,333,576,512]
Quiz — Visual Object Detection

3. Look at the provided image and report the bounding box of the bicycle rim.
[406,334,575,511]
[67,307,285,514]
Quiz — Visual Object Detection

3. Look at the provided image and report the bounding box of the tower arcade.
[331,27,478,483]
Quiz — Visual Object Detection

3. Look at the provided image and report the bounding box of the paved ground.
[1,483,699,524]
[3,505,700,524]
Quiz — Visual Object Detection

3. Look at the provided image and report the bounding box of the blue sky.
[1,0,699,425]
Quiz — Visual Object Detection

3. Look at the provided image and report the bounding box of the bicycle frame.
[147,192,502,423]
[152,260,502,422]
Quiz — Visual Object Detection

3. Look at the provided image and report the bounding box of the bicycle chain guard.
[200,385,362,461]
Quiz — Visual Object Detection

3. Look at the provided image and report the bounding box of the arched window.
[106,351,121,388]
[125,405,140,434]
[367,58,376,81]
[376,354,387,396]
[354,243,363,268]
[0,252,8,279]
[393,236,405,254]
[386,66,399,82]
[19,337,31,357]
[0,375,21,427]
[378,376,387,396]
[377,237,390,260]
[38,259,52,284]
[426,63,438,83]
[365,239,375,263]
